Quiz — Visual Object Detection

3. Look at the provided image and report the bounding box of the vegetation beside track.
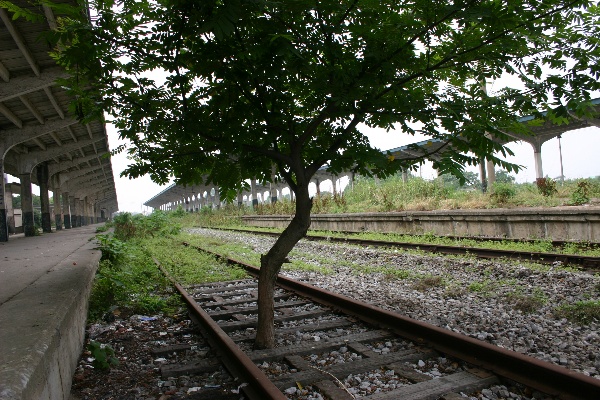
[89,172,600,321]
[247,174,600,215]
[88,210,247,322]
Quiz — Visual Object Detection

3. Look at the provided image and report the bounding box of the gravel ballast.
[188,228,600,380]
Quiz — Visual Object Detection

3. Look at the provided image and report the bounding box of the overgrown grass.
[506,287,549,313]
[319,175,600,213]
[183,176,600,221]
[88,210,248,321]
[555,300,600,324]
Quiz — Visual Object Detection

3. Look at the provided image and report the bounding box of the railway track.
[152,243,600,400]
[205,227,600,270]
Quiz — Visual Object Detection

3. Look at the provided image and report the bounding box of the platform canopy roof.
[0,1,118,210]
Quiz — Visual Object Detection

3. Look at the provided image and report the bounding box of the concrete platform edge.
[0,238,101,400]
[241,206,600,242]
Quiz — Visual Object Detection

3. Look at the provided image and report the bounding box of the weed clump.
[555,300,600,325]
[413,275,444,291]
[507,288,548,313]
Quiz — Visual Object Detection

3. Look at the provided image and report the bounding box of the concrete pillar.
[5,182,15,234]
[270,183,277,203]
[69,196,77,228]
[20,173,36,236]
[479,158,488,193]
[251,179,258,207]
[0,169,8,242]
[82,198,89,225]
[314,178,321,197]
[63,191,71,229]
[533,143,544,179]
[237,192,243,207]
[36,164,52,233]
[331,176,337,195]
[486,159,496,188]
[82,199,89,225]
[214,188,220,209]
[401,168,408,183]
[53,188,62,230]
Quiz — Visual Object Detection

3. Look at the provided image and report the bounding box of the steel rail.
[153,258,287,400]
[188,248,600,400]
[210,226,600,247]
[206,226,600,269]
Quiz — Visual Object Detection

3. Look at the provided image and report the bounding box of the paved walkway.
[0,225,102,400]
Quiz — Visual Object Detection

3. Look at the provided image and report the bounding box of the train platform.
[0,225,102,400]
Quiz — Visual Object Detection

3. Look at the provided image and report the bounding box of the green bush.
[113,212,137,240]
[96,234,128,263]
[88,340,119,370]
[172,205,186,217]
[490,182,516,204]
[112,211,181,241]
[570,180,590,205]
[536,177,558,197]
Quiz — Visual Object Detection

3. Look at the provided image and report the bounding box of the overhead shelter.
[0,1,118,241]
[502,98,600,180]
[387,98,600,185]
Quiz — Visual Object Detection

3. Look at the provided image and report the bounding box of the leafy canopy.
[49,0,600,196]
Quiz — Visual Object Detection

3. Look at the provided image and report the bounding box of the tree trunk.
[254,183,312,349]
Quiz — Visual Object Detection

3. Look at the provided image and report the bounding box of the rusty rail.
[206,226,600,269]
[153,258,287,400]
[196,250,600,400]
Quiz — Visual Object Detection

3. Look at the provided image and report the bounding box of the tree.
[47,0,600,349]
[495,169,516,184]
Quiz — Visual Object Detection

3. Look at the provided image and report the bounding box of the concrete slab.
[0,225,102,400]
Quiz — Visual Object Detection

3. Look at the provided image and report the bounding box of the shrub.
[172,205,186,217]
[490,182,516,204]
[88,340,119,370]
[96,234,128,263]
[536,178,558,197]
[113,212,137,240]
[570,180,590,205]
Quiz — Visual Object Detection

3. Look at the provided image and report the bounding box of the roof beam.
[49,153,107,177]
[31,137,47,151]
[66,125,78,142]
[0,61,9,82]
[0,103,23,128]
[43,86,65,119]
[0,117,77,150]
[19,95,45,124]
[0,68,67,102]
[6,136,104,173]
[42,4,57,30]
[49,131,63,146]
[0,8,40,76]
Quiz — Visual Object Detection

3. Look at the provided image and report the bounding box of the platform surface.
[0,225,102,400]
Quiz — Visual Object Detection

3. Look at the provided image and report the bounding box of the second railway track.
[205,227,600,270]
[153,242,600,400]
